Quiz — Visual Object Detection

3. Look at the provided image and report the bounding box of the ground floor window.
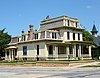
[49,45,53,55]
[23,46,27,55]
[37,45,39,55]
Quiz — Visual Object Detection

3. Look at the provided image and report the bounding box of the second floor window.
[73,33,75,40]
[35,33,38,39]
[78,33,80,40]
[76,22,78,27]
[52,32,56,39]
[37,45,39,55]
[68,20,70,26]
[17,38,19,42]
[23,36,26,41]
[67,32,70,40]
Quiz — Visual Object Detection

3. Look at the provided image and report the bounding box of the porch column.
[5,50,7,60]
[53,45,58,59]
[89,45,92,58]
[56,31,59,39]
[45,31,47,39]
[79,45,82,57]
[45,44,48,59]
[9,50,11,61]
[66,46,69,57]
[50,32,52,39]
[73,45,76,58]
[11,49,14,60]
[38,33,41,39]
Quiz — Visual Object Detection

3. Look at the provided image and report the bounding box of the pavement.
[0,61,100,78]
[0,66,100,78]
[70,61,100,68]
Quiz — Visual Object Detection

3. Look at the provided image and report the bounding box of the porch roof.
[5,46,17,50]
[47,41,92,45]
[47,42,71,45]
[65,41,92,44]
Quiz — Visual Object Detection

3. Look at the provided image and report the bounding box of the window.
[49,45,53,55]
[52,32,56,39]
[37,45,39,55]
[23,46,27,55]
[68,20,70,26]
[23,36,26,41]
[76,22,78,27]
[73,33,75,40]
[35,33,38,39]
[67,32,70,40]
[78,33,80,40]
[18,38,19,42]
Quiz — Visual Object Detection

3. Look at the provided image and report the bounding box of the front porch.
[47,42,92,60]
[5,46,17,61]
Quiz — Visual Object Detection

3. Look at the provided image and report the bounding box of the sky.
[0,0,100,37]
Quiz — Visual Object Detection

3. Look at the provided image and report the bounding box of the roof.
[91,24,98,33]
[47,41,92,45]
[5,46,17,49]
[91,35,100,46]
[41,15,78,23]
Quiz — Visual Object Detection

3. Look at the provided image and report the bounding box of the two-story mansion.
[5,16,92,61]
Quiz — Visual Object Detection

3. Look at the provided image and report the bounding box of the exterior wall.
[19,37,21,42]
[58,28,66,40]
[64,29,83,41]
[17,42,48,59]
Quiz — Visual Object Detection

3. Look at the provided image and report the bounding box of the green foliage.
[0,28,11,56]
[82,29,93,41]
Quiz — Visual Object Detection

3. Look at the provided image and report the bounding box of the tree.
[0,28,11,57]
[82,29,93,41]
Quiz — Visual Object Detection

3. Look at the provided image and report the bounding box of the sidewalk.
[70,61,100,68]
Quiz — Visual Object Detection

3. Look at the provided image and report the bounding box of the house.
[5,16,92,61]
[91,24,100,58]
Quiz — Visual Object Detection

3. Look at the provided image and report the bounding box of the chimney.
[21,30,24,41]
[29,24,34,40]
[27,31,30,40]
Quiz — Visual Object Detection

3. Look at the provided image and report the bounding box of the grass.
[0,59,98,64]
[0,59,79,64]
